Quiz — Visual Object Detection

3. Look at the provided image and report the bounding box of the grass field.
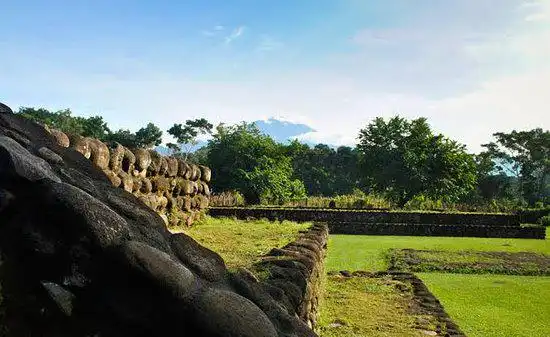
[178,216,311,269]
[322,228,550,337]
[326,228,550,271]
[318,275,426,337]
[419,274,550,337]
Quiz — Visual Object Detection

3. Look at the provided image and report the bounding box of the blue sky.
[1,0,549,152]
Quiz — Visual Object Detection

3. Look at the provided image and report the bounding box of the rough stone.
[0,103,314,337]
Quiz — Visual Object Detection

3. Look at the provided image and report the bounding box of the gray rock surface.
[0,103,317,337]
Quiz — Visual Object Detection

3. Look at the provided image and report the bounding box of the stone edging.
[331,270,467,337]
[208,207,519,226]
[255,223,329,329]
[328,222,546,239]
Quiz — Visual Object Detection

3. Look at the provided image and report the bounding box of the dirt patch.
[389,249,550,275]
[325,271,466,337]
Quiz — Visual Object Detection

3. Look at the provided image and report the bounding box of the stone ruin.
[0,102,318,337]
[43,125,211,227]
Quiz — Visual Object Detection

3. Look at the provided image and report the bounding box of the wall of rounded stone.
[46,127,211,227]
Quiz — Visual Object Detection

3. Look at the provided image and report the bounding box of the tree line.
[17,107,550,209]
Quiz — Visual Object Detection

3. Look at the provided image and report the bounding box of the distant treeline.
[17,107,550,210]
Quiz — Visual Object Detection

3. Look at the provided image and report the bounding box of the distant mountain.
[155,118,321,154]
[253,118,315,144]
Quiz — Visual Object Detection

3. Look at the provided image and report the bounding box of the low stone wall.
[517,208,550,224]
[45,127,211,226]
[255,223,329,329]
[329,223,546,239]
[209,207,519,226]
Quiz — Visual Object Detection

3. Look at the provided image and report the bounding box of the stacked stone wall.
[46,127,211,226]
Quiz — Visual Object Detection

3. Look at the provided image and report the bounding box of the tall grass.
[209,188,545,213]
[209,190,246,207]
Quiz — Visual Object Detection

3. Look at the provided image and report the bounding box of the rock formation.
[40,125,210,227]
[0,103,317,337]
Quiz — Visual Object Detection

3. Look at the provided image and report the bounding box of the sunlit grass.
[419,274,550,337]
[177,216,311,269]
[319,275,425,337]
[326,228,550,272]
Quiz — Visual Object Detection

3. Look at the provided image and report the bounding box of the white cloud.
[255,35,284,52]
[2,1,549,154]
[225,26,245,44]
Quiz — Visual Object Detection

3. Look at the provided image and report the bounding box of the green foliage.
[17,107,110,138]
[243,156,306,205]
[283,190,392,209]
[17,106,163,149]
[286,140,362,196]
[481,128,550,205]
[167,118,213,158]
[210,191,246,207]
[105,123,163,149]
[105,129,136,147]
[358,116,478,206]
[539,215,550,226]
[206,123,301,203]
[134,123,163,148]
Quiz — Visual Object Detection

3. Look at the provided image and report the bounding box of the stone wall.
[209,207,519,226]
[329,222,546,239]
[254,224,328,330]
[45,127,211,226]
[0,102,317,337]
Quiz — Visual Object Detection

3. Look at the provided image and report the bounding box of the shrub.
[539,215,550,226]
[210,191,246,207]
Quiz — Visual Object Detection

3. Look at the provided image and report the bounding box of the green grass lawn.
[178,216,311,269]
[319,275,426,337]
[419,274,550,337]
[326,228,550,271]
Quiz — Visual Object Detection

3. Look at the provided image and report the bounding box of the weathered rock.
[49,129,70,148]
[118,171,134,193]
[133,148,151,174]
[88,138,110,170]
[69,135,91,159]
[0,136,61,183]
[37,146,64,165]
[199,165,211,183]
[121,148,136,173]
[170,233,227,282]
[0,103,316,337]
[166,157,178,177]
[147,150,162,176]
[109,143,125,173]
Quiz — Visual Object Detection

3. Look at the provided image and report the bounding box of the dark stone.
[0,103,318,337]
[41,282,75,316]
[170,233,227,282]
[192,288,278,337]
[0,102,12,114]
[0,136,61,182]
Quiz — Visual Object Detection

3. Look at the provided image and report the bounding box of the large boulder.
[0,103,316,337]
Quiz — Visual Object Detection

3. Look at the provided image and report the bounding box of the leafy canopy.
[357,116,477,205]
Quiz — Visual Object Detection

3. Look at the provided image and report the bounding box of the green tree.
[357,116,477,206]
[244,156,306,204]
[481,128,550,205]
[79,116,111,140]
[206,122,304,203]
[105,129,137,148]
[167,118,213,159]
[134,122,163,148]
[18,107,85,135]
